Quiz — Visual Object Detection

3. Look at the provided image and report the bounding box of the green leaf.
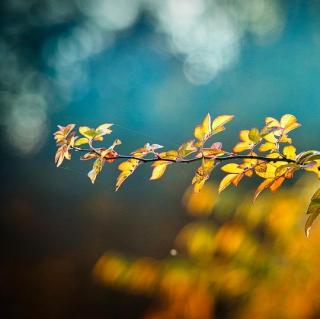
[74,137,89,146]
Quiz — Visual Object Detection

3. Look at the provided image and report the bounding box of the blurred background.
[1,0,320,318]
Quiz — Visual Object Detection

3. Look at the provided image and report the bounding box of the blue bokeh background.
[1,0,320,318]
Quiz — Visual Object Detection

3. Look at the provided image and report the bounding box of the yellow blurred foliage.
[183,182,217,216]
[93,176,320,318]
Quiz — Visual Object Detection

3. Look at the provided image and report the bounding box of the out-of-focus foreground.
[93,177,320,319]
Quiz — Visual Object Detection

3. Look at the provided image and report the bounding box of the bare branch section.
[53,114,320,237]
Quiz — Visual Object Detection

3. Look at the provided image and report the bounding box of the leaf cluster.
[54,114,320,236]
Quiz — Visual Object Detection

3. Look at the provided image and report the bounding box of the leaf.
[88,158,104,184]
[211,115,234,133]
[275,163,299,177]
[80,151,97,161]
[248,128,261,143]
[115,159,140,191]
[145,143,164,152]
[109,139,122,150]
[261,114,300,145]
[233,130,254,153]
[100,149,118,163]
[297,150,320,165]
[254,179,273,201]
[74,137,89,146]
[54,139,75,167]
[305,187,320,237]
[178,140,197,158]
[192,159,215,193]
[96,123,113,136]
[79,123,113,141]
[194,114,212,144]
[53,124,76,144]
[221,163,243,174]
[79,126,97,139]
[283,145,296,160]
[158,150,178,160]
[218,174,236,193]
[150,162,169,180]
[259,142,276,152]
[269,176,285,192]
[280,114,300,133]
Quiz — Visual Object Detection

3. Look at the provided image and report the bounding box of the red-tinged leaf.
[100,149,118,163]
[54,124,76,144]
[269,176,285,192]
[232,173,244,186]
[254,179,273,201]
[55,145,71,167]
[211,142,222,149]
[80,151,97,161]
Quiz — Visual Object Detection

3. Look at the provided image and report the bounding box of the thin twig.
[71,146,297,165]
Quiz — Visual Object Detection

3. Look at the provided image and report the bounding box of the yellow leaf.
[232,130,255,153]
[233,142,251,153]
[158,151,178,160]
[194,125,204,141]
[79,126,96,139]
[192,159,215,193]
[239,130,250,141]
[178,140,197,158]
[116,159,140,191]
[212,115,234,132]
[219,174,236,193]
[265,117,280,127]
[248,128,261,143]
[259,142,276,152]
[221,163,243,174]
[263,132,278,143]
[202,113,211,135]
[280,114,297,130]
[74,137,89,146]
[150,163,169,180]
[88,158,104,184]
[96,123,113,136]
[283,145,296,160]
[194,114,211,142]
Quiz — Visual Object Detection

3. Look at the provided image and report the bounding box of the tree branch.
[71,146,297,164]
